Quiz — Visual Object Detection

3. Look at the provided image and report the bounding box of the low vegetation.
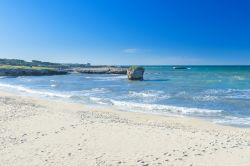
[0,58,90,69]
[128,66,144,71]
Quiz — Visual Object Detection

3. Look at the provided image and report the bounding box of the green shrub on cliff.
[127,66,145,80]
[128,66,144,71]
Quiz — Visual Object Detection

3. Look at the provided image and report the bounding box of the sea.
[0,66,250,127]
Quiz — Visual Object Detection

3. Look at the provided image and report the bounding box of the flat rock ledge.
[73,67,128,74]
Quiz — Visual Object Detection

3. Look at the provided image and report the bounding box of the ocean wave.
[128,90,170,100]
[232,76,246,81]
[50,84,57,87]
[203,89,250,100]
[89,97,109,105]
[226,95,250,100]
[193,95,219,102]
[0,83,70,98]
[205,89,250,94]
[213,116,250,126]
[110,100,223,115]
[79,88,109,95]
[67,88,110,100]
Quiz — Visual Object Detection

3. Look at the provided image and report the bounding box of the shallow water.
[0,66,250,127]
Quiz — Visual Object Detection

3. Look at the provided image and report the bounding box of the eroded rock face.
[127,66,144,80]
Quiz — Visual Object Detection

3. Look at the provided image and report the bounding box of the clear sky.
[0,0,250,65]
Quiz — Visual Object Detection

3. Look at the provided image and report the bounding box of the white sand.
[0,91,250,166]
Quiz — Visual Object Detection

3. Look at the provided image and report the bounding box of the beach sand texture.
[0,91,250,166]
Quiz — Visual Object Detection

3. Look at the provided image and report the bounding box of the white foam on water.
[128,90,170,99]
[89,97,109,105]
[203,89,250,100]
[110,100,223,115]
[0,83,70,98]
[213,116,250,126]
[193,95,219,102]
[50,84,57,87]
[66,88,110,101]
[79,88,109,95]
[226,95,250,100]
[232,75,246,81]
[205,89,250,94]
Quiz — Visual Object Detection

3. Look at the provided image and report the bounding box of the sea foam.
[0,83,70,98]
[213,116,250,126]
[128,90,170,100]
[110,100,223,115]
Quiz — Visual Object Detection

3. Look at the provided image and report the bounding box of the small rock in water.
[127,66,144,80]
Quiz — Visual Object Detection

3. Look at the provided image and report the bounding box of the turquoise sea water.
[0,66,250,127]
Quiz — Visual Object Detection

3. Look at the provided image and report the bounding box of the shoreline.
[0,90,248,130]
[0,91,250,165]
[0,85,248,129]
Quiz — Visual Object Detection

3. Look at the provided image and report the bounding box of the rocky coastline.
[0,68,67,76]
[72,66,128,74]
[0,59,129,76]
[0,66,129,76]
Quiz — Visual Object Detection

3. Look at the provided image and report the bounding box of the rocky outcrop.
[0,68,67,76]
[127,66,145,80]
[74,67,128,74]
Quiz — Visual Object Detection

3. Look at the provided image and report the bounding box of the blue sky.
[0,0,250,65]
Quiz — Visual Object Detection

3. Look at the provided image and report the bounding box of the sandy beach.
[0,91,250,166]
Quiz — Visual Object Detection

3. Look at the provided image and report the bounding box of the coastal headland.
[0,58,128,76]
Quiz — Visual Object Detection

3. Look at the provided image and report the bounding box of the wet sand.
[0,91,250,166]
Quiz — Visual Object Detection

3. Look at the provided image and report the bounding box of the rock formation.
[127,66,145,80]
[74,67,128,74]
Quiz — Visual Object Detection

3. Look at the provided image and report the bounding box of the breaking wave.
[0,83,71,98]
[110,100,223,115]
